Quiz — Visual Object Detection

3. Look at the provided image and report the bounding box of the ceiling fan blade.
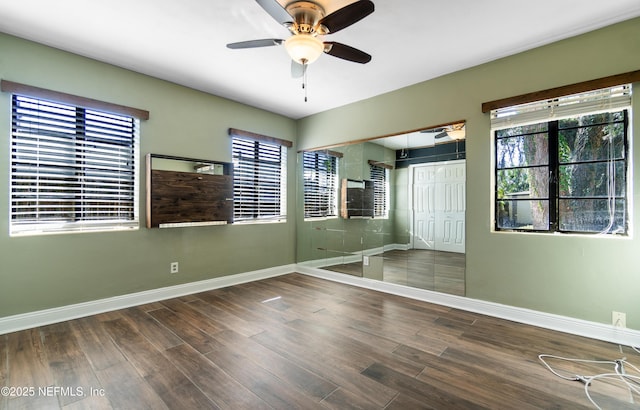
[291,61,304,78]
[318,0,374,34]
[421,128,445,133]
[255,0,293,25]
[226,39,283,49]
[324,42,371,64]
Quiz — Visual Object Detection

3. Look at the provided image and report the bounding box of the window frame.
[302,150,340,219]
[7,91,143,236]
[230,130,290,224]
[492,86,631,236]
[369,161,389,219]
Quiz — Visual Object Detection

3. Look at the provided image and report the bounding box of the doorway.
[411,160,465,253]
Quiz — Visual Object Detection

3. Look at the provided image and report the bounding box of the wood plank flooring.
[1,273,637,409]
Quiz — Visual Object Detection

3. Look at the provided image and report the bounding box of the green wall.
[2,16,640,331]
[0,33,297,317]
[297,17,640,329]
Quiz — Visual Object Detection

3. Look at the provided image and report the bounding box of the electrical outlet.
[170,262,179,274]
[612,311,626,328]
[363,256,369,266]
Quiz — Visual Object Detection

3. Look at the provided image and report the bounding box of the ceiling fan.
[227,0,374,79]
[424,123,466,140]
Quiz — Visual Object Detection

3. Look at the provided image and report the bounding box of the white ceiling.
[1,0,639,120]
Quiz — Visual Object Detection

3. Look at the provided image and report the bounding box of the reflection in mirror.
[146,154,233,228]
[297,122,466,296]
[151,157,226,175]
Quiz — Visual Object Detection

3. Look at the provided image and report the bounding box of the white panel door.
[412,165,436,249]
[434,161,466,253]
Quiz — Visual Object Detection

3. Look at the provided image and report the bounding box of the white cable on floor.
[539,349,640,409]
[583,373,640,409]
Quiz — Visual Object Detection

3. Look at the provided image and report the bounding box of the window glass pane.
[559,198,625,233]
[559,161,625,198]
[497,167,549,198]
[558,110,625,129]
[370,165,387,218]
[558,112,625,164]
[496,132,548,169]
[493,86,630,236]
[232,137,286,222]
[497,199,550,230]
[495,123,548,138]
[10,95,138,235]
[303,151,338,218]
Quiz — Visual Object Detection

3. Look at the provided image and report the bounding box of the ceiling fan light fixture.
[284,34,324,64]
[446,129,465,140]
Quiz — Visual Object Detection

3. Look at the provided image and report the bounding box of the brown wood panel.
[481,69,640,112]
[1,273,637,409]
[228,127,293,148]
[0,79,149,120]
[149,169,233,227]
[340,179,375,218]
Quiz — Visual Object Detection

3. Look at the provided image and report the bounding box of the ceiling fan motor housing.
[286,1,327,34]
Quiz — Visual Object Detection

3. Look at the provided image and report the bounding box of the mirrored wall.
[297,122,467,296]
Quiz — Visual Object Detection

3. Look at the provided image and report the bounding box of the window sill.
[232,219,287,225]
[303,216,339,222]
[491,229,632,240]
[10,224,139,237]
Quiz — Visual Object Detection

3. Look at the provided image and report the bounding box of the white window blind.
[369,163,388,218]
[232,136,287,222]
[491,85,632,130]
[303,151,338,218]
[10,95,139,235]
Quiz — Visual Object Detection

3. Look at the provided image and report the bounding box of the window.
[231,134,287,222]
[303,150,339,218]
[9,94,140,235]
[369,162,389,218]
[493,85,631,235]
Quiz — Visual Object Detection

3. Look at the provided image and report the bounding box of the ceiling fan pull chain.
[303,61,308,102]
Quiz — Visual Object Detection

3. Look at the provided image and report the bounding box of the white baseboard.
[2,263,639,348]
[0,265,294,335]
[297,266,640,347]
[297,243,406,269]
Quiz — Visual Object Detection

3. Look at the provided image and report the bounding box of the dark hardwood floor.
[1,273,637,409]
